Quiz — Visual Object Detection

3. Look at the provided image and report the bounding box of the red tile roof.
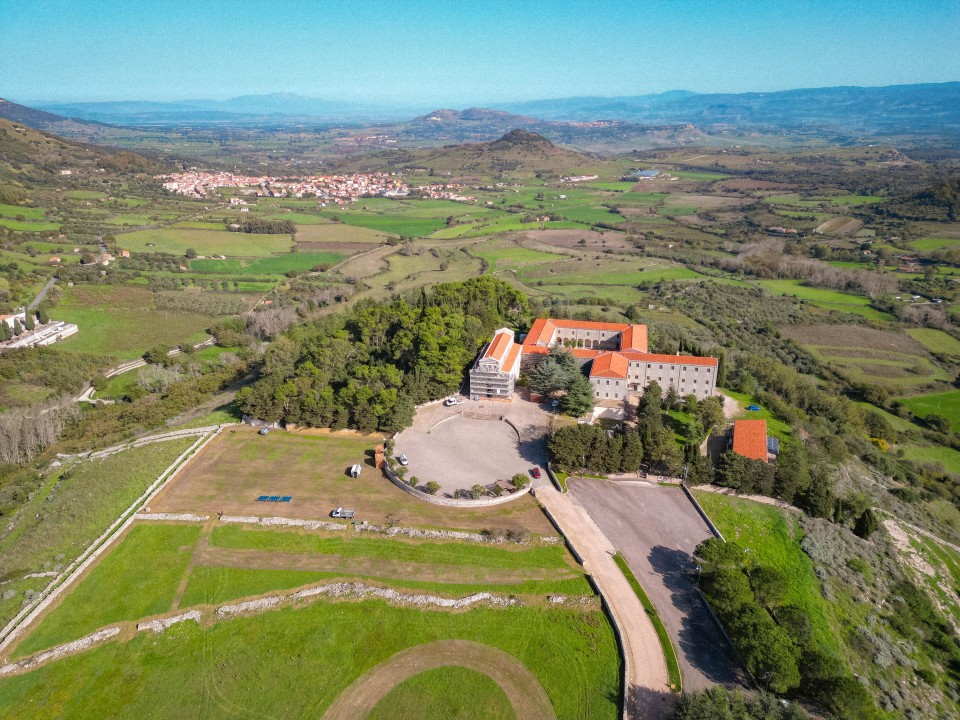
[503,344,522,373]
[523,318,556,348]
[550,318,631,332]
[482,329,513,363]
[590,353,629,379]
[620,324,648,352]
[733,420,768,462]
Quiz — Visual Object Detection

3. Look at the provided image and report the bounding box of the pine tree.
[0,322,11,342]
[12,318,24,336]
[37,305,49,324]
[24,312,35,331]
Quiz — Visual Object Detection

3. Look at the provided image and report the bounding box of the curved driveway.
[535,485,674,720]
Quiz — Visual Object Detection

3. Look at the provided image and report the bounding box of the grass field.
[117,227,293,256]
[191,252,344,275]
[14,523,201,657]
[757,279,891,320]
[691,492,841,659]
[0,440,196,629]
[898,390,960,432]
[367,667,514,720]
[322,211,449,237]
[902,444,960,475]
[0,203,47,220]
[54,285,214,360]
[65,190,107,200]
[152,429,557,534]
[0,217,59,232]
[907,328,960,357]
[1,599,620,720]
[911,238,960,251]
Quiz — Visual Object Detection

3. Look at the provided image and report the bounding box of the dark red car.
[531,467,542,479]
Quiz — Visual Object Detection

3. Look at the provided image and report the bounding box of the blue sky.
[2,1,958,105]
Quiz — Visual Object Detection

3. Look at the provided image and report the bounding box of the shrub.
[423,481,440,495]
[510,473,529,490]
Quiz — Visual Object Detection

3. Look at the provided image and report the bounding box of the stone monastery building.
[469,318,718,404]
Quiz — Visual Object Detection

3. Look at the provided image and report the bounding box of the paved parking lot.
[568,478,740,691]
[394,399,554,496]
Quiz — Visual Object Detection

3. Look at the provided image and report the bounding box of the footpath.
[534,485,673,720]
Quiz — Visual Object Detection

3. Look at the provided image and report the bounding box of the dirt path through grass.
[320,639,556,720]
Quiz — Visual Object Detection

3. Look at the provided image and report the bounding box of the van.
[349,463,362,478]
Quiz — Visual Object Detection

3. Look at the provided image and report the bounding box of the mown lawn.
[367,667,514,720]
[209,525,577,572]
[0,600,620,720]
[14,524,201,657]
[902,444,960,475]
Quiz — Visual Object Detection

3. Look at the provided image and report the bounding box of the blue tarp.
[767,436,780,454]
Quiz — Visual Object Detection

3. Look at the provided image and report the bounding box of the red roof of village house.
[733,419,768,462]
[482,329,513,363]
[590,352,629,379]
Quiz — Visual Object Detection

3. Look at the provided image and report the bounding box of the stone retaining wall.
[137,610,201,633]
[0,426,223,652]
[383,465,531,508]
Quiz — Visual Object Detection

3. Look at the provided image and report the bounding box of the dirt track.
[320,639,557,720]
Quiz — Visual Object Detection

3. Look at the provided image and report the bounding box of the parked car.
[258,427,270,435]
[397,454,409,466]
[330,507,356,519]
[349,463,362,478]
[443,396,463,407]
[530,467,542,479]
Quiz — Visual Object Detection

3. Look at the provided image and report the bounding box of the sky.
[2,0,958,107]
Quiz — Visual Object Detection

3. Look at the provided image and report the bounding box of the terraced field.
[780,324,951,392]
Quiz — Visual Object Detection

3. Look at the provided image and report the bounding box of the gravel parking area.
[394,400,552,495]
[568,479,740,691]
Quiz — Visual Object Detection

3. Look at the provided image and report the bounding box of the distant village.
[156,171,475,203]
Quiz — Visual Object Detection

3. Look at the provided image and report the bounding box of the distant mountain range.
[495,82,960,135]
[20,82,960,137]
[34,93,419,126]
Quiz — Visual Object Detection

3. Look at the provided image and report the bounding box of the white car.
[443,397,463,407]
[349,463,362,478]
[397,454,409,466]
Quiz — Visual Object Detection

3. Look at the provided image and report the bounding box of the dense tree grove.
[673,687,808,720]
[528,346,596,416]
[229,218,296,234]
[237,277,527,432]
[695,538,880,718]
